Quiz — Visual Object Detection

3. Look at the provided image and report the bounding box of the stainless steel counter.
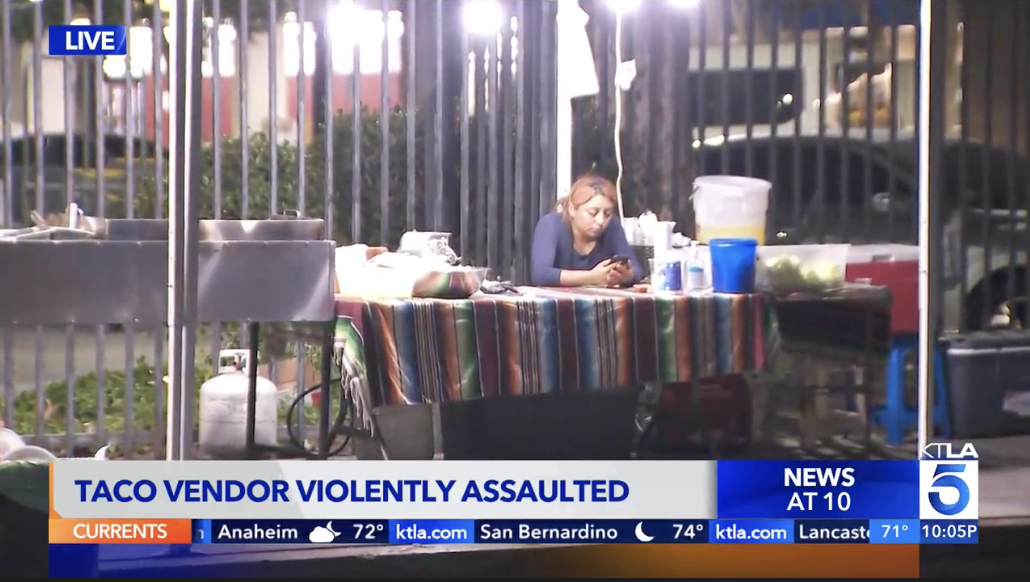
[0,218,335,325]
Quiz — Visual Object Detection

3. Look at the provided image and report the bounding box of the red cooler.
[845,245,920,335]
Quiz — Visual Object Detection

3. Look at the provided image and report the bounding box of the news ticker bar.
[50,518,979,545]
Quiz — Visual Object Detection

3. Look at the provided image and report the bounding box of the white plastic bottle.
[684,242,706,292]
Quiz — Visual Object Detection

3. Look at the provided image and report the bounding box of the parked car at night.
[696,134,1029,332]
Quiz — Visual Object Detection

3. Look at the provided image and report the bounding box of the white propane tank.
[199,349,278,458]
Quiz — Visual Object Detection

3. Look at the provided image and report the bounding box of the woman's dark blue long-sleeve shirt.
[529,212,644,286]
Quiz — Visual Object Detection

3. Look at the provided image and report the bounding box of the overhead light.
[326,1,361,43]
[464,0,503,36]
[607,0,640,15]
[102,56,127,80]
[610,0,697,12]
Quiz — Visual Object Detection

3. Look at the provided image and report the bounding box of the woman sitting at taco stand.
[530,175,644,287]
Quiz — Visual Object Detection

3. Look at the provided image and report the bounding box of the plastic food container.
[756,244,851,293]
[693,176,771,245]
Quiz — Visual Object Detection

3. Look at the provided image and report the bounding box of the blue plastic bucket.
[709,238,758,293]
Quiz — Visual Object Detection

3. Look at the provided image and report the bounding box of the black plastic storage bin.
[946,330,1030,438]
[0,461,88,578]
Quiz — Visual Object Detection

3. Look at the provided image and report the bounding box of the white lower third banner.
[50,460,716,520]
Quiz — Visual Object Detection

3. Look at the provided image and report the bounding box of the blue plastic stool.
[870,334,953,445]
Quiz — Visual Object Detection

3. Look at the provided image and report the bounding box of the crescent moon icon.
[634,522,655,542]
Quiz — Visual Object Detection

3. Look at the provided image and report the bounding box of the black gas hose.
[283,379,356,457]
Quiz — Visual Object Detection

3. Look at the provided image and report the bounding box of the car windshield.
[873,140,1030,210]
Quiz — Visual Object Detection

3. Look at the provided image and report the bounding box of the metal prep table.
[0,217,341,459]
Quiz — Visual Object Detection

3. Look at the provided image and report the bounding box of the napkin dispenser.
[398,230,458,264]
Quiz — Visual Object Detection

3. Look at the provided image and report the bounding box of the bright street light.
[464,0,504,36]
[607,0,641,15]
[610,0,698,12]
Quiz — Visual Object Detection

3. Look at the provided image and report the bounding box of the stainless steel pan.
[199,218,325,242]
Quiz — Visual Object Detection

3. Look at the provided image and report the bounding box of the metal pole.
[166,0,203,460]
[917,0,945,454]
[179,0,204,461]
[165,0,187,461]
[555,0,575,198]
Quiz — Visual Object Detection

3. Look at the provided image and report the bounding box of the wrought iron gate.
[0,0,1027,457]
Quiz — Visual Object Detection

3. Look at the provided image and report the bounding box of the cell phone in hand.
[611,255,631,265]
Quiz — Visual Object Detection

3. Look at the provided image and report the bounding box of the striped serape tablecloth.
[334,287,778,422]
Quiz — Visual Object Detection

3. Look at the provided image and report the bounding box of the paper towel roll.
[651,221,676,258]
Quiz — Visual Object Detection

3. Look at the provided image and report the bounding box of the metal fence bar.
[1005,9,1020,316]
[1,331,11,432]
[887,1,902,245]
[0,0,9,228]
[1025,4,1030,329]
[486,24,499,268]
[474,38,487,266]
[59,0,73,464]
[458,1,470,259]
[209,0,225,380]
[954,0,969,330]
[295,1,306,218]
[379,0,390,243]
[512,0,527,280]
[814,4,827,242]
[501,16,515,279]
[978,8,994,328]
[862,2,875,241]
[63,0,78,458]
[838,4,852,242]
[539,1,557,212]
[322,11,334,236]
[151,5,168,457]
[431,0,444,230]
[523,2,539,271]
[350,24,361,242]
[790,6,802,232]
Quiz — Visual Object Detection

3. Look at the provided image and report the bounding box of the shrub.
[120,106,427,248]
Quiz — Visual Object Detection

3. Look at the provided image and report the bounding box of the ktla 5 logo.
[919,443,979,520]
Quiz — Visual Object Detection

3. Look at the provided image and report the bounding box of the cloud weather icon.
[634,522,654,542]
[309,522,341,543]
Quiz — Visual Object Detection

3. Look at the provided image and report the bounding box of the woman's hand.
[606,262,634,286]
[589,260,619,286]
